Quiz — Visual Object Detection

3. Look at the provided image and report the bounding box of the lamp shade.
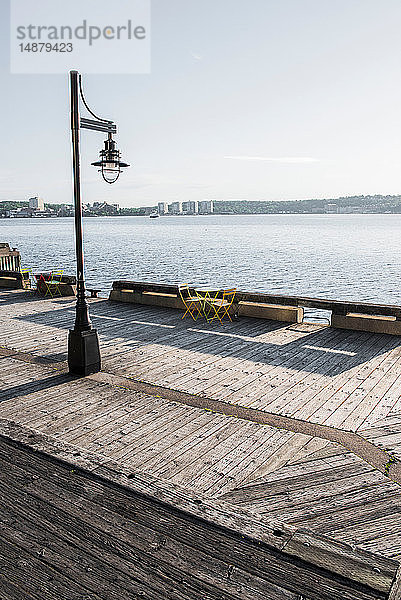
[92,134,130,184]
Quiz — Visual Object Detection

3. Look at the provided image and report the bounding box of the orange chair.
[33,272,49,295]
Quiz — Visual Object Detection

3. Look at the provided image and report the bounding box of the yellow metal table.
[194,288,221,321]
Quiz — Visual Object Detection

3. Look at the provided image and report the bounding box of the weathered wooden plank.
[0,453,387,600]
[0,567,38,600]
[233,469,387,513]
[200,328,348,395]
[126,409,235,468]
[133,324,272,385]
[1,420,396,600]
[249,449,356,489]
[132,412,236,475]
[291,334,399,429]
[33,385,138,436]
[358,370,401,430]
[169,420,270,490]
[224,329,369,412]
[164,321,290,391]
[261,331,387,418]
[0,478,294,600]
[0,452,322,600]
[259,482,400,524]
[328,512,401,545]
[291,494,401,534]
[2,290,401,599]
[283,529,394,593]
[90,402,194,458]
[341,531,401,559]
[388,566,401,600]
[221,432,313,494]
[0,420,295,548]
[87,396,190,452]
[0,534,105,600]
[207,431,304,497]
[323,346,401,431]
[221,462,376,504]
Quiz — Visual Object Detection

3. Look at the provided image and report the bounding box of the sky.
[2,0,401,207]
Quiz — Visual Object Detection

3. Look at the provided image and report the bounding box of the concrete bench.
[87,288,101,298]
[0,276,21,289]
[142,291,178,298]
[109,288,184,310]
[331,313,401,335]
[110,290,304,322]
[238,301,303,323]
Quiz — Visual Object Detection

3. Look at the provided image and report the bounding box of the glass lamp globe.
[91,134,129,184]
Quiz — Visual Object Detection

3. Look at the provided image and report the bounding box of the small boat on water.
[149,211,159,219]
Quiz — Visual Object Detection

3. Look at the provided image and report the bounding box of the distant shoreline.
[1,211,400,219]
[3,194,401,218]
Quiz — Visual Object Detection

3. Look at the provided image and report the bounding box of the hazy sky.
[2,0,401,207]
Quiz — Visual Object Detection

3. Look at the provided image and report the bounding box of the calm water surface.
[0,214,399,305]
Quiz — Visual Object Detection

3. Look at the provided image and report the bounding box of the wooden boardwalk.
[1,290,401,599]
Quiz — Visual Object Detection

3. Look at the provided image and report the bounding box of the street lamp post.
[68,70,129,376]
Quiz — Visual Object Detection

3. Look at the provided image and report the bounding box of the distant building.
[28,196,44,211]
[326,203,338,214]
[158,202,168,215]
[182,201,198,214]
[10,208,32,218]
[87,202,119,216]
[198,200,214,214]
[9,206,54,218]
[58,204,74,217]
[338,206,365,214]
[169,201,183,215]
[143,206,155,215]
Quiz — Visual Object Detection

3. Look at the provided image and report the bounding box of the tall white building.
[198,200,214,214]
[182,201,198,214]
[28,196,44,211]
[169,201,183,214]
[158,202,168,215]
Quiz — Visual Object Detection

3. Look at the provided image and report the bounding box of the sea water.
[1,213,400,306]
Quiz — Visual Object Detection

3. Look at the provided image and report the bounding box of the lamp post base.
[68,328,101,376]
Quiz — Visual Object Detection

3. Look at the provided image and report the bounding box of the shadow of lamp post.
[68,69,129,376]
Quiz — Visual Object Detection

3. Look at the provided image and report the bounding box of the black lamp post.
[68,70,129,376]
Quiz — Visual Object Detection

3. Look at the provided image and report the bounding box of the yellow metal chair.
[45,270,64,297]
[178,284,203,321]
[20,267,33,290]
[206,288,237,324]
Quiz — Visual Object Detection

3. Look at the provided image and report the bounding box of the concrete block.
[109,289,185,310]
[331,313,401,336]
[0,276,23,289]
[238,301,303,323]
[142,291,178,298]
[37,281,76,297]
[60,284,76,297]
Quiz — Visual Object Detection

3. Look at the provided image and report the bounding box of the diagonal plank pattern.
[220,441,401,560]
[1,291,401,436]
[1,289,401,571]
